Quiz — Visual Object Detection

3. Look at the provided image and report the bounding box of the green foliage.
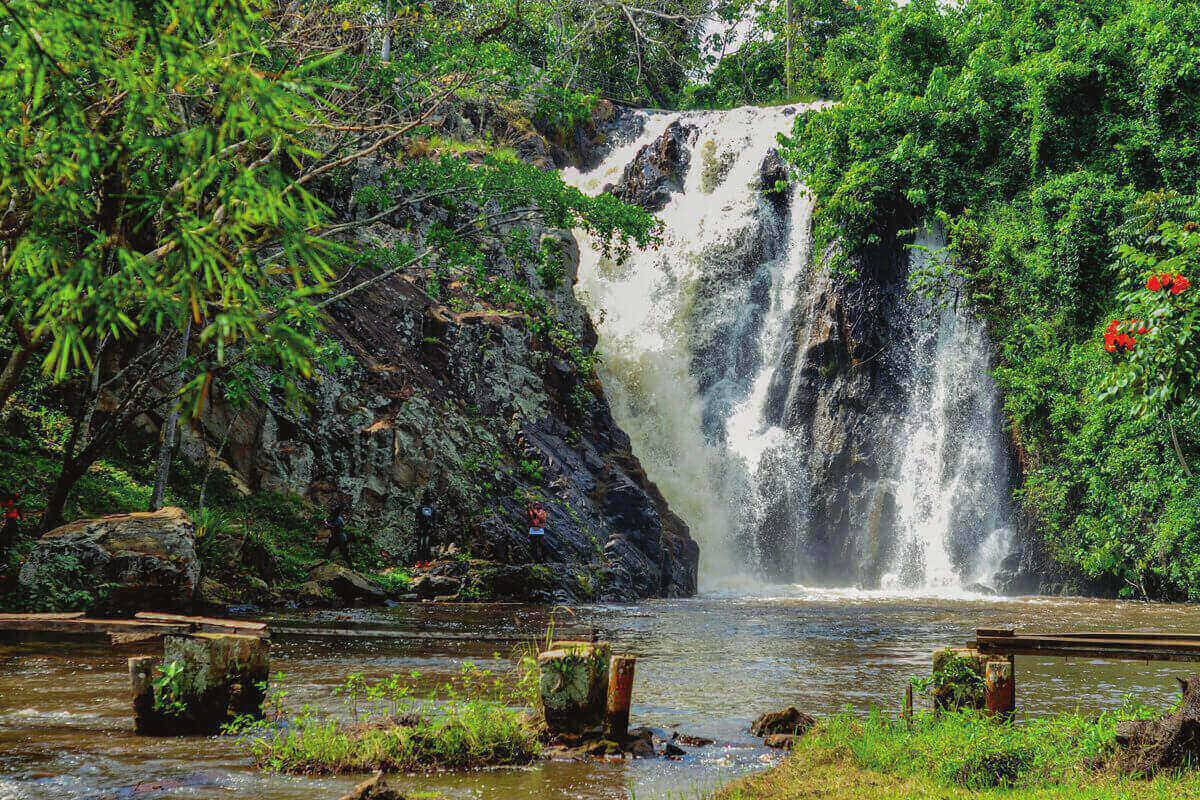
[1,0,334,407]
[152,660,191,719]
[685,0,885,108]
[367,567,413,595]
[12,553,114,612]
[780,0,1200,599]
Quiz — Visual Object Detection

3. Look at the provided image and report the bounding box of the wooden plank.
[133,612,267,636]
[0,618,193,637]
[0,612,86,621]
[1053,630,1200,642]
[976,632,1200,663]
[270,626,596,643]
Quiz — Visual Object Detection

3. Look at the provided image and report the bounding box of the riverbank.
[712,710,1200,800]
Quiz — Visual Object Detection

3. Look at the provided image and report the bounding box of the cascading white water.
[565,108,1013,593]
[880,230,1014,591]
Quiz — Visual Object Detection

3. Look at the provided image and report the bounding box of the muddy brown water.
[5,590,1200,800]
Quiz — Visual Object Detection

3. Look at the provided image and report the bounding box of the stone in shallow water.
[750,706,816,738]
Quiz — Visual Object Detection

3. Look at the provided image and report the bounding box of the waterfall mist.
[565,107,1014,594]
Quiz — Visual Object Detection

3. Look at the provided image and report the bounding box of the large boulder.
[307,563,388,605]
[606,120,695,211]
[18,507,200,613]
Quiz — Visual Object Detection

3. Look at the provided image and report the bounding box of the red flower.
[1172,276,1191,295]
[1147,275,1162,292]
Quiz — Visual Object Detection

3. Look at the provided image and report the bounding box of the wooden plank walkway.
[974,627,1200,663]
[0,612,594,646]
[0,612,267,640]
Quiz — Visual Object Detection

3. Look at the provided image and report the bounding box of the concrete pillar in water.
[930,647,988,711]
[985,659,1015,721]
[604,655,637,740]
[538,641,611,734]
[130,633,269,735]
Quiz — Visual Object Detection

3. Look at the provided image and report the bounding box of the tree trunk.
[0,337,35,414]
[198,414,237,513]
[381,0,392,62]
[151,321,192,511]
[784,0,794,98]
[40,457,87,534]
[1169,416,1192,479]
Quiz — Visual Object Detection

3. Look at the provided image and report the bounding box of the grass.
[226,661,542,774]
[712,707,1200,800]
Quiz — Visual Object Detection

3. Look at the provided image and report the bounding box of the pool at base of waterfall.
[5,594,1200,800]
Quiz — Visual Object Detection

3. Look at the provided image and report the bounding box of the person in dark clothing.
[526,501,547,563]
[322,503,352,565]
[414,492,438,563]
[1,491,21,541]
[0,491,21,573]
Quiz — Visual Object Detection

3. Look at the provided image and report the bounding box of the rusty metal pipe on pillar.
[604,656,636,740]
[985,659,1015,721]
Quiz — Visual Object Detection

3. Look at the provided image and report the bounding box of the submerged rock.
[750,706,816,738]
[18,507,200,613]
[337,772,410,800]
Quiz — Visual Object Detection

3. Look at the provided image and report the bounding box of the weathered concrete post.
[538,641,611,734]
[130,655,162,735]
[604,655,637,740]
[985,659,1015,721]
[130,633,269,735]
[930,647,988,711]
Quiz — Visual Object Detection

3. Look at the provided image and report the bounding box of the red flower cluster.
[1146,273,1192,295]
[1105,319,1148,353]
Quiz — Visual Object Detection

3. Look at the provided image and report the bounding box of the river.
[5,590,1200,800]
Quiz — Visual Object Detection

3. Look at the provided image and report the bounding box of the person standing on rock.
[414,490,438,563]
[526,501,548,563]
[0,490,21,572]
[322,502,353,566]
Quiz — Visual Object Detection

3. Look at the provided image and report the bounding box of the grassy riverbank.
[713,709,1200,800]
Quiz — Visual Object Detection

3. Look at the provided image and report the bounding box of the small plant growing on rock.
[152,660,190,718]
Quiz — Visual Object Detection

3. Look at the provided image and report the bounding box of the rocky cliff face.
[757,226,917,585]
[180,104,698,603]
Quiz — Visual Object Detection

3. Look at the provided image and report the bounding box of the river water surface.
[5,590,1200,800]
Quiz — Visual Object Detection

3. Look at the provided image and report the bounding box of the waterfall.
[564,107,1013,593]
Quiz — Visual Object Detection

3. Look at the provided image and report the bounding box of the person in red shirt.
[1,491,22,573]
[526,501,548,563]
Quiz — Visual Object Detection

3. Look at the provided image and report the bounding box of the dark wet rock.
[624,736,656,758]
[674,732,715,747]
[411,573,461,600]
[751,706,816,738]
[337,771,410,800]
[606,120,695,211]
[764,733,797,750]
[963,581,997,595]
[663,741,686,759]
[758,149,790,196]
[18,507,200,613]
[297,580,335,608]
[308,563,388,604]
